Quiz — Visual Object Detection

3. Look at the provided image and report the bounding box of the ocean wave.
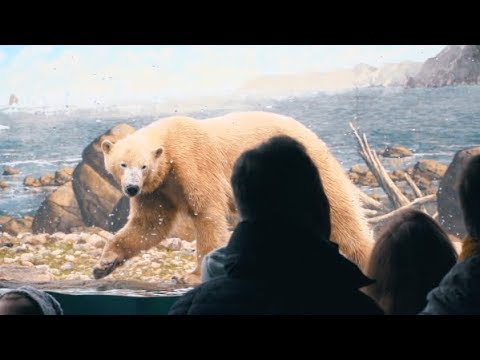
[412,151,457,158]
[0,125,10,130]
[1,157,82,167]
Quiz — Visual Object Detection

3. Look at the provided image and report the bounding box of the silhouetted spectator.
[0,286,63,315]
[421,154,480,314]
[363,209,457,315]
[169,135,383,315]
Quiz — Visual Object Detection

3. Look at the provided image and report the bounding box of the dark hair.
[365,209,457,315]
[0,293,44,315]
[459,154,480,240]
[231,135,331,238]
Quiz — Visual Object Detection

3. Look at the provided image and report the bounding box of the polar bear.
[93,111,373,283]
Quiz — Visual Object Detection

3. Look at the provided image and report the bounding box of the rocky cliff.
[406,45,480,87]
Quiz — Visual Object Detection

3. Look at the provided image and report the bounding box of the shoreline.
[0,228,196,284]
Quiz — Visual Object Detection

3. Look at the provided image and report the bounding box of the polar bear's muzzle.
[125,185,140,197]
[122,168,143,197]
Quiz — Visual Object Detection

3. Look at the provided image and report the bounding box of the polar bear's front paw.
[92,258,125,279]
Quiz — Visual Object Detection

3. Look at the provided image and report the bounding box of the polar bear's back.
[202,111,324,147]
[202,111,373,269]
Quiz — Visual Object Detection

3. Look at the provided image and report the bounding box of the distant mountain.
[369,61,422,87]
[239,61,422,96]
[406,45,480,87]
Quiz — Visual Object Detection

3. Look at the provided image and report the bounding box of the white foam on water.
[1,157,81,167]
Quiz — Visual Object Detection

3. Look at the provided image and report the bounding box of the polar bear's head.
[101,139,170,197]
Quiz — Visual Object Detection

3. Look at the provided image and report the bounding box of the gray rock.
[54,167,74,185]
[23,175,41,187]
[160,238,183,251]
[49,269,60,276]
[72,124,135,231]
[407,45,480,88]
[3,166,20,175]
[412,159,448,181]
[32,182,85,234]
[379,145,413,158]
[60,262,73,271]
[39,173,55,186]
[3,257,16,264]
[73,243,86,251]
[65,255,76,262]
[0,217,33,236]
[438,146,480,238]
[0,216,12,226]
[19,253,34,263]
[63,233,81,243]
[88,234,106,248]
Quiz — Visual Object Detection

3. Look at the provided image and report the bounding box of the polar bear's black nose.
[125,185,140,197]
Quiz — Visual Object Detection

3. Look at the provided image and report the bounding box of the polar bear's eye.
[141,165,147,170]
[120,163,127,168]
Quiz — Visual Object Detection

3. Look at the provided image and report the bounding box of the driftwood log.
[349,122,436,226]
[367,194,437,225]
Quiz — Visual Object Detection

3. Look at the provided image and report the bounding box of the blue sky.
[0,45,445,107]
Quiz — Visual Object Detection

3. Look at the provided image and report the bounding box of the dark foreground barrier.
[0,279,190,315]
[47,291,180,315]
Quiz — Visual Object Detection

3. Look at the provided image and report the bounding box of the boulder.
[349,171,378,187]
[32,181,85,234]
[23,176,41,187]
[55,167,74,185]
[72,124,135,230]
[30,123,200,238]
[2,166,19,175]
[437,147,480,238]
[348,165,379,187]
[413,176,431,191]
[412,159,448,181]
[0,216,12,226]
[39,173,55,186]
[389,169,406,182]
[0,181,9,189]
[0,217,33,236]
[350,165,369,175]
[379,145,413,158]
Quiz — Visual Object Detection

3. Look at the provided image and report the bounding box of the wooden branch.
[350,123,410,209]
[368,194,437,225]
[432,211,439,220]
[363,209,381,217]
[404,173,422,198]
[404,173,428,214]
[357,189,388,211]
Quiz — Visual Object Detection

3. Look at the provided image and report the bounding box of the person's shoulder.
[168,277,256,315]
[168,277,238,315]
[440,255,480,288]
[168,288,198,315]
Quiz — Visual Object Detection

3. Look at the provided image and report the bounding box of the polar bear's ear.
[153,147,163,159]
[102,140,114,154]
